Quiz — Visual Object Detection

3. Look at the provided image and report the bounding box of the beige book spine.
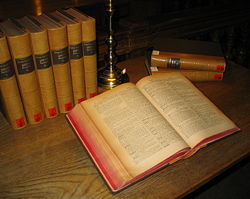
[81,17,97,98]
[0,35,27,129]
[47,25,74,113]
[30,29,59,118]
[7,33,44,124]
[151,50,226,72]
[150,67,223,82]
[67,22,86,104]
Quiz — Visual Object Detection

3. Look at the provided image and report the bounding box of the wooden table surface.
[0,57,249,199]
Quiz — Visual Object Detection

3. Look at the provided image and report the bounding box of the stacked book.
[145,38,226,82]
[0,8,97,129]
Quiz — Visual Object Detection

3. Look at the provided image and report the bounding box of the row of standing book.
[0,8,97,130]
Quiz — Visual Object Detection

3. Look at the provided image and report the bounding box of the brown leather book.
[151,50,226,72]
[149,67,223,82]
[0,19,44,124]
[33,14,74,113]
[64,8,97,99]
[150,38,226,72]
[51,10,86,104]
[0,31,27,129]
[18,16,59,118]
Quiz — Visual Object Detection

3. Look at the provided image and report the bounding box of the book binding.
[0,34,27,129]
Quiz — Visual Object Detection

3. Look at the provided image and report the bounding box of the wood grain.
[0,57,249,199]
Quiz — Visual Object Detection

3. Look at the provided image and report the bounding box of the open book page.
[81,83,189,177]
[136,73,239,148]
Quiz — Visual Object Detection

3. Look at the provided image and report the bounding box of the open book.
[66,73,240,192]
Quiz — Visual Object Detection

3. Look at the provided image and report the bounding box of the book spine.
[67,22,86,104]
[30,30,59,118]
[0,35,27,129]
[151,50,226,72]
[47,25,74,113]
[81,18,97,99]
[150,67,223,82]
[7,33,44,124]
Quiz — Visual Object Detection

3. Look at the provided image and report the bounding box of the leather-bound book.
[33,14,74,113]
[0,19,44,124]
[145,50,224,82]
[64,8,97,99]
[0,30,27,129]
[148,67,223,82]
[18,16,59,118]
[51,10,86,104]
[67,73,239,192]
[150,38,226,72]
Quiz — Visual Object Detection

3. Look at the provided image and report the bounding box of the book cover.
[64,8,98,99]
[0,31,27,129]
[0,19,44,124]
[18,16,59,118]
[33,14,74,113]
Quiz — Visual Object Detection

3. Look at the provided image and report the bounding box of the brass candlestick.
[98,0,129,91]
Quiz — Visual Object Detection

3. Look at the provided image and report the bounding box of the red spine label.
[214,73,223,80]
[34,112,43,122]
[216,65,225,72]
[90,92,97,98]
[65,103,73,112]
[15,118,26,128]
[48,107,57,117]
[77,97,85,104]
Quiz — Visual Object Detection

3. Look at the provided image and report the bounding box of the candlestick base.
[98,66,129,92]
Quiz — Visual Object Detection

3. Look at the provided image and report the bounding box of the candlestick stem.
[98,0,129,91]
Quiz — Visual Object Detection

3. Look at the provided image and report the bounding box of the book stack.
[145,38,226,82]
[0,8,97,129]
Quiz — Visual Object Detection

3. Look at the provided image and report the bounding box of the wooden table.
[0,57,249,199]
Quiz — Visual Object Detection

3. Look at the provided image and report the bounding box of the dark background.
[1,0,250,68]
